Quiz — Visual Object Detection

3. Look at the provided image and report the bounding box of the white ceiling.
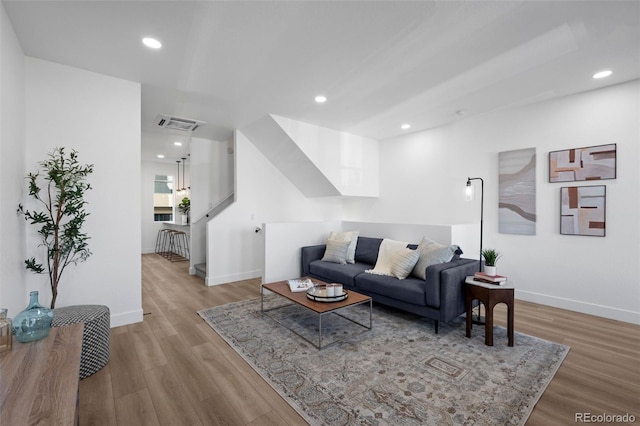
[4,1,639,163]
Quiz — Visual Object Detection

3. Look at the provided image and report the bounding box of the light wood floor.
[78,254,640,425]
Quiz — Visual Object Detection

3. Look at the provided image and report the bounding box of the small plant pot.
[485,266,497,276]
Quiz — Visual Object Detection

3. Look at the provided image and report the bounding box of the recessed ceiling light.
[593,70,612,79]
[174,141,182,146]
[314,95,327,103]
[142,37,162,49]
[157,154,165,159]
[401,123,411,130]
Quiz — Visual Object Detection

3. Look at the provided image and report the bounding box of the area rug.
[198,296,569,426]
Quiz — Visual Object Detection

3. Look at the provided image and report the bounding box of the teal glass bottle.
[13,291,53,343]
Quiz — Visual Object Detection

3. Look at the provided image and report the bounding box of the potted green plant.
[481,248,502,276]
[17,147,93,308]
[177,197,190,225]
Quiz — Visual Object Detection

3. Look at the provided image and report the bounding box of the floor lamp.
[466,177,484,323]
[465,177,484,273]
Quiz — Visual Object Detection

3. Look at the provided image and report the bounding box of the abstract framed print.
[499,148,536,235]
[560,185,606,237]
[549,143,616,182]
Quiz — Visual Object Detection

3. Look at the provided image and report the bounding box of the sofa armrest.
[301,244,326,276]
[426,258,479,322]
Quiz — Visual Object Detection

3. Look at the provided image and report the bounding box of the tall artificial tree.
[18,147,94,308]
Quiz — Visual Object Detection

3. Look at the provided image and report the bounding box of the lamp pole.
[466,177,484,273]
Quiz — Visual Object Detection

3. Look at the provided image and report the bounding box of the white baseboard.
[141,248,155,254]
[516,289,640,325]
[110,308,144,327]
[206,270,262,286]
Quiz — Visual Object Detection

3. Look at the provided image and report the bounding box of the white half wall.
[262,221,477,284]
[25,58,142,327]
[0,4,27,319]
[344,80,640,324]
[263,221,341,283]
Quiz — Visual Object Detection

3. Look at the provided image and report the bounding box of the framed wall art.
[549,143,616,182]
[560,185,606,237]
[499,148,536,235]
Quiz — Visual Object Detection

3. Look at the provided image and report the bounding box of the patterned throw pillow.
[390,248,420,280]
[321,239,351,264]
[412,236,458,280]
[327,230,359,264]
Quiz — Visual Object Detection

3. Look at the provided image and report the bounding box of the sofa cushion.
[309,260,369,287]
[390,248,420,279]
[354,237,383,265]
[412,236,460,280]
[327,230,359,264]
[354,274,437,308]
[321,239,350,264]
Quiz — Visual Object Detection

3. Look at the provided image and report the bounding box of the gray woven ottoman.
[52,305,110,379]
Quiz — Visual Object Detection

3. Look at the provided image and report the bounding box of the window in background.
[154,175,174,222]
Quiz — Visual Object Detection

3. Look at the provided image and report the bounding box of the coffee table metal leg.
[261,297,371,350]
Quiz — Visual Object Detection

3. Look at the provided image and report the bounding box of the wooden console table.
[0,322,84,425]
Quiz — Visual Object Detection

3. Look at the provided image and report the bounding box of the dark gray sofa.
[301,236,479,333]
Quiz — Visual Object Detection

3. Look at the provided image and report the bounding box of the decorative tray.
[306,285,348,303]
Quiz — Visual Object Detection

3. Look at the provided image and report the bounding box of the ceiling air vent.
[154,114,206,132]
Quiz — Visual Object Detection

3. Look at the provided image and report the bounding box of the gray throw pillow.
[412,236,458,280]
[327,230,359,264]
[321,239,351,264]
[390,248,420,280]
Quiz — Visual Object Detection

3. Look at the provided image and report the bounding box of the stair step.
[194,263,206,279]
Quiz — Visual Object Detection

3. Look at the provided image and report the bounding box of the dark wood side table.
[465,277,514,346]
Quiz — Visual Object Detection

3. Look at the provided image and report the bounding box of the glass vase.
[0,308,12,352]
[13,291,53,343]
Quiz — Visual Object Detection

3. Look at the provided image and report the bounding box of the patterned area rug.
[198,296,569,426]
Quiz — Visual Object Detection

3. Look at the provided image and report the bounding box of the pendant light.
[181,157,187,193]
[176,160,181,197]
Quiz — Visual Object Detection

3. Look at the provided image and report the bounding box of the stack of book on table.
[287,278,314,292]
[472,272,507,285]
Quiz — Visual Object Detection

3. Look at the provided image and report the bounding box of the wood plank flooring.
[78,254,640,425]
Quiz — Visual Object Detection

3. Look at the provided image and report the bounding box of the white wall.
[0,4,27,319]
[206,130,344,285]
[190,136,234,221]
[25,58,142,327]
[345,80,640,324]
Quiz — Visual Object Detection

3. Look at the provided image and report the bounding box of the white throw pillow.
[412,236,458,280]
[327,230,359,264]
[366,238,408,276]
[390,248,420,280]
[321,239,351,264]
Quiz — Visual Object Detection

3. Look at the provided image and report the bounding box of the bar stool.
[168,231,189,261]
[155,229,173,257]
